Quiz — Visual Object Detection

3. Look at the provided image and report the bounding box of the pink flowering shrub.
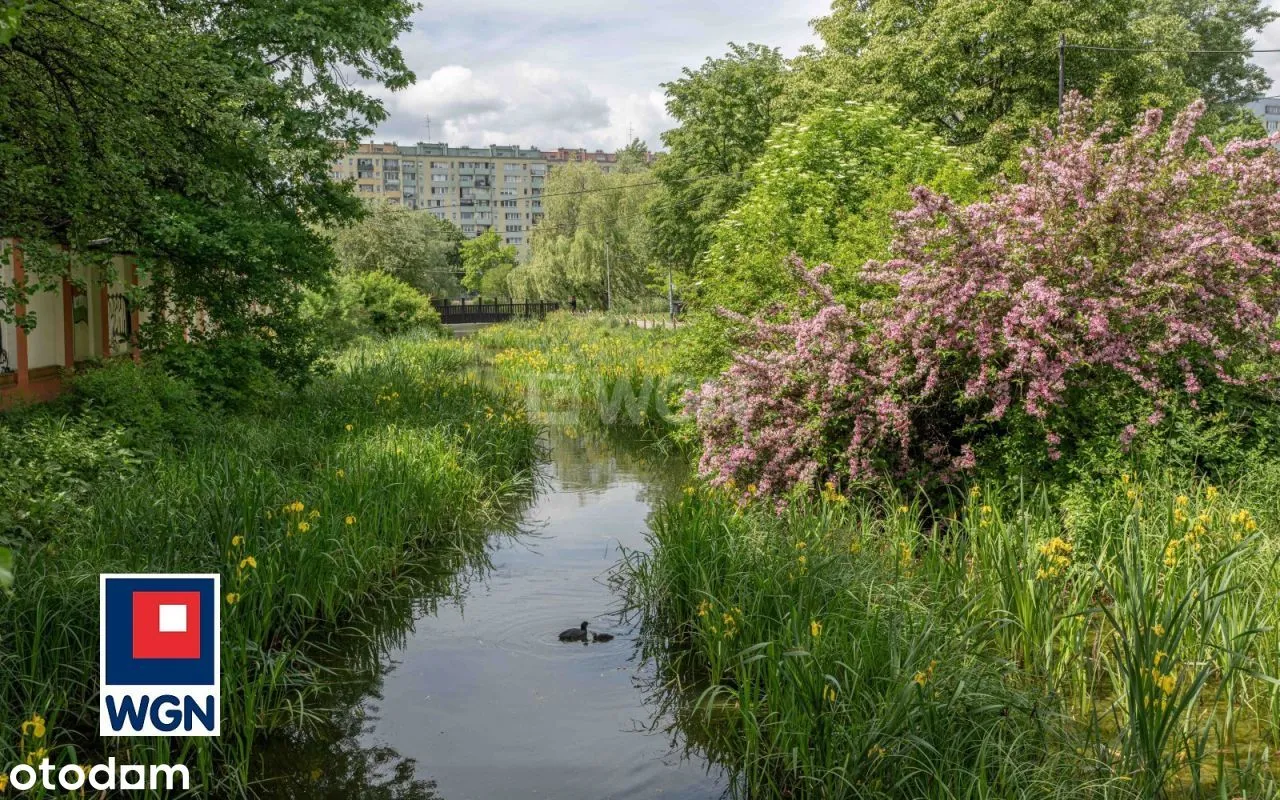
[691,94,1280,497]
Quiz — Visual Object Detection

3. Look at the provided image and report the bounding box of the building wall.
[0,239,145,406]
[1246,97,1280,140]
[330,142,548,261]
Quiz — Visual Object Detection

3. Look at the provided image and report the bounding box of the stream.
[259,421,726,799]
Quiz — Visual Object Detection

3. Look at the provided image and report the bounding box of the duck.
[591,632,614,643]
[559,621,589,642]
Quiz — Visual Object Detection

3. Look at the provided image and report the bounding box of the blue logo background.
[103,576,217,686]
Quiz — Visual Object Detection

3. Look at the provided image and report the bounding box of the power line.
[1063,43,1280,55]
[1057,37,1280,114]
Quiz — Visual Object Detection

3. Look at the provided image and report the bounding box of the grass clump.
[468,311,687,435]
[622,471,1280,799]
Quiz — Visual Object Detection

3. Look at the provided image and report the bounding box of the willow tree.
[510,158,658,308]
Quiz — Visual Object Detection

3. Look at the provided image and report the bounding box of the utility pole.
[604,240,612,313]
[1058,34,1066,118]
[667,267,675,327]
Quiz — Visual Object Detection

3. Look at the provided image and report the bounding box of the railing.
[432,298,560,325]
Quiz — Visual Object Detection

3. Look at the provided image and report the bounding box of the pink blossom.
[690,94,1280,497]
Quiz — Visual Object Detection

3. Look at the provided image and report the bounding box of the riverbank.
[470,314,1280,798]
[0,334,540,796]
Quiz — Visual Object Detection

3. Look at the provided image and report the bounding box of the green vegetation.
[513,153,661,308]
[302,270,444,350]
[0,339,538,795]
[684,101,982,373]
[624,470,1280,798]
[468,312,684,436]
[788,0,1275,171]
[333,202,465,298]
[461,229,519,297]
[0,0,415,368]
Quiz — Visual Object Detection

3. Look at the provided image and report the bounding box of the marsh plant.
[621,473,1280,799]
[471,312,692,433]
[0,336,539,796]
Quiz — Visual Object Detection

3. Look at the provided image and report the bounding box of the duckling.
[559,621,589,642]
[591,632,614,643]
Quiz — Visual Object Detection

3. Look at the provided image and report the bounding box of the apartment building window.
[506,237,522,245]
[505,225,522,233]
[506,176,524,184]
[430,161,449,168]
[503,164,521,172]
[432,174,448,182]
[1267,105,1280,115]
[462,225,475,234]
[500,200,517,208]
[357,185,375,193]
[430,187,449,195]
[1269,120,1280,132]
[499,189,515,197]
[505,212,521,221]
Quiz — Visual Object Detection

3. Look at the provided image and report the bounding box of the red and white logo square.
[131,591,201,660]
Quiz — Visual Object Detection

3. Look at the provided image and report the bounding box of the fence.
[432,298,561,325]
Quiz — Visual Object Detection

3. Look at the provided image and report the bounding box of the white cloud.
[379,63,612,148]
[368,0,830,152]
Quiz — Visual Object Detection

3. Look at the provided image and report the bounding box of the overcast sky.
[371,0,1280,153]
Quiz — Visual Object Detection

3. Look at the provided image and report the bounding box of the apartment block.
[330,142,548,260]
[541,147,620,173]
[1246,97,1280,141]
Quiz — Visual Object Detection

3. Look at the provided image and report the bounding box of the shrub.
[152,334,286,413]
[690,95,1280,498]
[0,415,137,542]
[302,271,442,348]
[681,102,980,375]
[61,359,206,445]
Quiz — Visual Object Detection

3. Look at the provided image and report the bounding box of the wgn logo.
[99,574,221,736]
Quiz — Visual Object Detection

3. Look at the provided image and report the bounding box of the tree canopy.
[460,230,518,298]
[333,203,464,298]
[511,161,659,308]
[787,0,1276,171]
[648,43,791,275]
[0,0,414,366]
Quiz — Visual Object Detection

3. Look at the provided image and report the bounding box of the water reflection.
[256,424,724,799]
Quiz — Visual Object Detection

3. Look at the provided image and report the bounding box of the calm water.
[259,425,725,799]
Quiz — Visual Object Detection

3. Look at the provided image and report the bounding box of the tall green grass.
[621,472,1280,799]
[0,335,540,796]
[466,312,688,436]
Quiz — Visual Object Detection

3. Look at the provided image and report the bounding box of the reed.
[0,334,540,797]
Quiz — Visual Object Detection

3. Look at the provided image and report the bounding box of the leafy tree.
[683,102,981,373]
[690,96,1280,497]
[510,162,658,308]
[333,203,464,297]
[460,229,519,297]
[788,0,1276,172]
[649,43,790,276]
[616,138,651,171]
[0,0,22,45]
[0,0,414,376]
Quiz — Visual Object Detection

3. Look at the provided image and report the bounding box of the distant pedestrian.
[569,296,577,312]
